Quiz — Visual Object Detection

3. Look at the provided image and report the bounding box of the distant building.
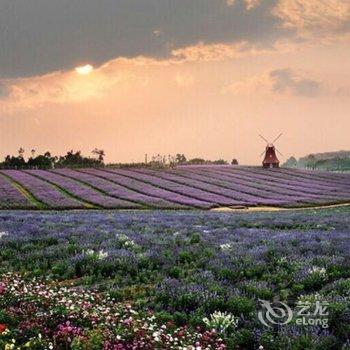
[262,145,280,168]
[259,134,283,168]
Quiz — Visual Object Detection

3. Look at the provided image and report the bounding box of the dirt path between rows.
[212,202,350,212]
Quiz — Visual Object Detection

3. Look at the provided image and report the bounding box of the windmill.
[259,133,283,168]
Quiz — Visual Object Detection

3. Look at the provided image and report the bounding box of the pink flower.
[0,282,6,295]
[55,321,83,343]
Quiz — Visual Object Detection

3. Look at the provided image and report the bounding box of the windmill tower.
[259,133,283,168]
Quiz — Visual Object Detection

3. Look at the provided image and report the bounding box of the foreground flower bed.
[0,274,226,349]
[0,208,350,349]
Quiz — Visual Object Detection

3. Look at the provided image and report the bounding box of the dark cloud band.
[0,0,279,78]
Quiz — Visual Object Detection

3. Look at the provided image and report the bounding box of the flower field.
[0,207,350,349]
[0,166,349,209]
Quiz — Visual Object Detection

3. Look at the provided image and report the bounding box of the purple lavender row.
[209,167,350,203]
[132,168,277,206]
[198,168,346,202]
[186,168,343,205]
[280,166,350,181]
[0,173,34,209]
[29,170,141,209]
[166,168,320,205]
[82,168,215,209]
[54,169,187,209]
[144,166,341,204]
[178,167,321,204]
[177,163,350,184]
[107,168,248,206]
[1,170,81,209]
[193,168,345,205]
[219,167,350,197]
[277,168,350,188]
[242,169,350,193]
[234,164,350,186]
[228,166,350,192]
[221,169,350,199]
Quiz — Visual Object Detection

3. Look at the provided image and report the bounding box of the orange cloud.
[171,41,277,62]
[0,62,148,113]
[273,0,350,40]
[222,68,349,98]
[222,73,273,96]
[175,73,195,87]
[0,39,295,113]
[244,0,261,10]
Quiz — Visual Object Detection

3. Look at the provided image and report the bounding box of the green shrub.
[227,296,255,317]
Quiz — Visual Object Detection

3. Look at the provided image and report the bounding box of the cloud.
[171,41,279,62]
[273,0,350,40]
[223,68,323,97]
[222,74,271,96]
[0,81,10,99]
[153,29,162,37]
[0,0,280,78]
[0,60,150,112]
[244,0,262,10]
[226,0,236,6]
[226,0,261,10]
[270,68,321,97]
[2,0,348,81]
[0,36,295,112]
[175,73,195,87]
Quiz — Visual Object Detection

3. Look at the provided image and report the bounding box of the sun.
[75,64,93,75]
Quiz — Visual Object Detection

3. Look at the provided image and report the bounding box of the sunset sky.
[1,0,350,164]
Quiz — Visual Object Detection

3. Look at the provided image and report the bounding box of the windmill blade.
[260,150,266,157]
[273,133,283,143]
[276,148,284,157]
[259,134,269,143]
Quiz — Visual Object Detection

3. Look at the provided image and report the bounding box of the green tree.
[175,154,187,164]
[283,156,298,168]
[92,148,106,162]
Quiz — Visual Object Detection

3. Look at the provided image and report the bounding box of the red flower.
[0,282,5,295]
[0,324,7,334]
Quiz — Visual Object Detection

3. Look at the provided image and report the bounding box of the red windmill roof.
[263,145,279,165]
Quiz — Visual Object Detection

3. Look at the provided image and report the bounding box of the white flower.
[0,231,8,239]
[308,266,327,279]
[97,250,108,260]
[84,249,95,257]
[117,233,137,249]
[297,292,324,305]
[278,257,287,264]
[203,311,238,334]
[152,331,161,342]
[220,243,231,251]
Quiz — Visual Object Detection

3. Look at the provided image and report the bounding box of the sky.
[1,0,350,165]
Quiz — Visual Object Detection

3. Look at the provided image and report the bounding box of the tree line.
[109,154,239,168]
[283,152,350,171]
[1,148,105,169]
[1,149,239,169]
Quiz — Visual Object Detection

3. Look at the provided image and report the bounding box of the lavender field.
[0,207,349,349]
[0,166,349,210]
